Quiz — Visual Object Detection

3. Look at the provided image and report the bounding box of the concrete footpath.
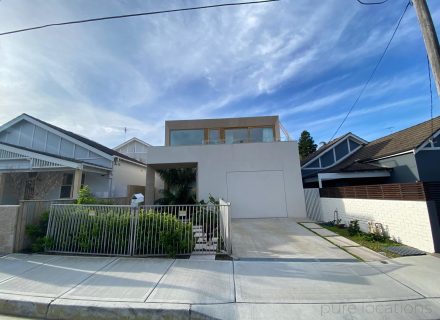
[0,254,439,319]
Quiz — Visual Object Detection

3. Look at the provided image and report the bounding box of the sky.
[1,0,440,147]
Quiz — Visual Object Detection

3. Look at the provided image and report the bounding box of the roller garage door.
[226,170,288,218]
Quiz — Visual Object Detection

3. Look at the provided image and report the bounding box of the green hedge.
[46,208,193,257]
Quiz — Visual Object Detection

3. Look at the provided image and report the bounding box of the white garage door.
[226,170,288,218]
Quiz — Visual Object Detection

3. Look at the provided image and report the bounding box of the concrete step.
[194,243,218,251]
[193,232,207,238]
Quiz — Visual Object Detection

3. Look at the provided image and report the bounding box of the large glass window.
[209,129,220,144]
[170,129,204,146]
[225,128,248,144]
[250,127,274,142]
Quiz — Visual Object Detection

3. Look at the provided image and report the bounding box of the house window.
[24,173,37,200]
[225,128,248,144]
[60,173,74,198]
[209,129,220,144]
[320,151,334,167]
[335,141,349,160]
[433,136,440,148]
[250,127,274,142]
[81,173,86,188]
[305,159,320,168]
[349,139,360,151]
[170,129,204,146]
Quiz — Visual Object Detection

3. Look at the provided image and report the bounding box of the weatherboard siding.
[0,119,112,168]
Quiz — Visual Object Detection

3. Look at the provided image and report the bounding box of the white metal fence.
[304,188,322,221]
[45,202,231,256]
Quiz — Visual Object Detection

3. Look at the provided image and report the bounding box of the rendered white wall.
[320,197,435,253]
[111,160,147,197]
[84,173,111,198]
[146,141,307,218]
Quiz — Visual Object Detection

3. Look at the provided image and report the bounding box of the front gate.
[45,203,231,256]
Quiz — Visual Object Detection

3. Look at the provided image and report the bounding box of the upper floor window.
[170,129,204,146]
[225,128,248,144]
[209,129,220,145]
[169,126,275,145]
[250,127,274,143]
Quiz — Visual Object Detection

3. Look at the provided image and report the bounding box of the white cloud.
[0,0,436,147]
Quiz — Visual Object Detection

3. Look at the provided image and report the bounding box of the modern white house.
[140,116,307,219]
[0,114,148,204]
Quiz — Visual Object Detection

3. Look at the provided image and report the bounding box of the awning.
[0,143,110,173]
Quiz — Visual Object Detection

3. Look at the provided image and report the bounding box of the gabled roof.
[114,137,151,151]
[320,116,440,174]
[0,114,146,166]
[300,132,366,166]
[352,116,440,162]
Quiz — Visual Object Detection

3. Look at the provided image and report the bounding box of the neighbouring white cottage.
[0,114,148,204]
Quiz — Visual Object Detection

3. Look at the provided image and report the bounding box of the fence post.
[14,201,25,252]
[13,202,24,252]
[227,204,231,254]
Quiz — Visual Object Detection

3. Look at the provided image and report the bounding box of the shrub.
[46,207,193,257]
[364,232,389,243]
[76,186,97,204]
[25,211,53,252]
[347,220,360,236]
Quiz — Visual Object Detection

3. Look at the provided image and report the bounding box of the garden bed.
[320,223,402,258]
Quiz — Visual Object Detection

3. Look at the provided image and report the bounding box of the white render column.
[72,169,83,199]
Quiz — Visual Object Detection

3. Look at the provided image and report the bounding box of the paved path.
[231,218,355,261]
[299,222,388,262]
[0,254,439,319]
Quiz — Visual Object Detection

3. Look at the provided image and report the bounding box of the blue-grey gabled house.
[301,116,440,188]
[0,114,148,204]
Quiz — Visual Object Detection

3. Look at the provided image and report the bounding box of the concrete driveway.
[231,218,355,260]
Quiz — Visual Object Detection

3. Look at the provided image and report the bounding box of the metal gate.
[45,203,231,256]
[304,188,322,221]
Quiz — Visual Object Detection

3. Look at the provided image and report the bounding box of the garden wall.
[0,205,20,253]
[320,197,435,253]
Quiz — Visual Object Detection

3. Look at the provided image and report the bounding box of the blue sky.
[0,0,439,147]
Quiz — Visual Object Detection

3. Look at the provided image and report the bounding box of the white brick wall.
[0,205,20,253]
[320,198,435,253]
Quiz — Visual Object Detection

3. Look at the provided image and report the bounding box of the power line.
[329,1,411,142]
[356,0,390,5]
[0,0,279,36]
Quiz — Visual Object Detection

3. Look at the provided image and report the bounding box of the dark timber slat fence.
[319,182,427,201]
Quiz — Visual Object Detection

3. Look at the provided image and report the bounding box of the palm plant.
[155,168,197,205]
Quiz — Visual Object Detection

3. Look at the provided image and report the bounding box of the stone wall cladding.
[0,206,20,253]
